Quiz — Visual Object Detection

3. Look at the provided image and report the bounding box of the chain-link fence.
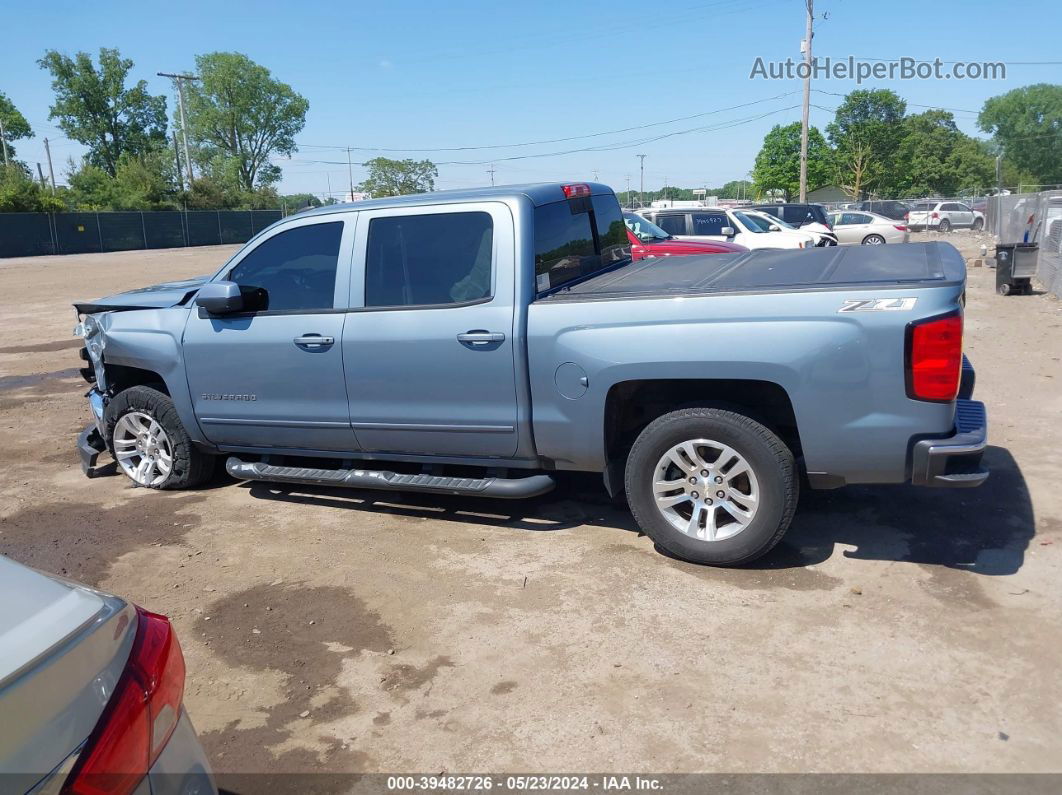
[0,210,283,259]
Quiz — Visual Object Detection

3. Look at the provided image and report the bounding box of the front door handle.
[293,334,334,348]
[457,330,505,345]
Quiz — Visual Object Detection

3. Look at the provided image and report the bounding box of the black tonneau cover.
[542,241,965,300]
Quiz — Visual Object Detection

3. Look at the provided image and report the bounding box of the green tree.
[827,89,906,197]
[183,52,308,192]
[0,92,33,161]
[66,147,179,210]
[718,179,753,199]
[38,47,167,176]
[892,110,994,197]
[0,164,64,212]
[979,84,1062,186]
[751,122,832,201]
[359,157,438,197]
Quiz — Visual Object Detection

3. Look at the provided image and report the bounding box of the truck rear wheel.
[624,408,798,566]
[104,386,214,489]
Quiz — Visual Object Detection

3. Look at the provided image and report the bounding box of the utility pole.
[172,132,184,192]
[158,72,199,187]
[44,137,56,193]
[0,116,8,165]
[346,148,355,201]
[625,174,631,207]
[637,154,646,208]
[37,162,47,187]
[664,176,669,205]
[487,163,496,186]
[592,169,599,181]
[798,0,814,202]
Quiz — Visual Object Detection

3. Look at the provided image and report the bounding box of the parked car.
[638,206,816,249]
[906,200,985,232]
[623,212,748,260]
[0,556,216,795]
[857,200,911,221]
[826,210,910,245]
[73,182,987,566]
[741,209,838,246]
[748,202,833,231]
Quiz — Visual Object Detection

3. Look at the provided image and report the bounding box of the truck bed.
[540,241,965,301]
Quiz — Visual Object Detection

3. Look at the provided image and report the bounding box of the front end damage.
[74,312,110,477]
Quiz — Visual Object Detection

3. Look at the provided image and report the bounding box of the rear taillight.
[931,211,939,219]
[62,608,185,795]
[562,183,592,199]
[906,313,963,402]
[904,212,909,221]
[894,225,907,231]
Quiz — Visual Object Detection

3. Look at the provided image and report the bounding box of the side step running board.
[225,457,556,499]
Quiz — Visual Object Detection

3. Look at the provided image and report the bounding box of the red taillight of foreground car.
[62,608,185,795]
[894,225,908,231]
[906,313,963,402]
[931,211,940,219]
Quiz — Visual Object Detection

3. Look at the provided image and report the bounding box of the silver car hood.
[74,274,210,314]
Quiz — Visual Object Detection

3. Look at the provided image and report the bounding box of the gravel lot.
[1,232,1060,776]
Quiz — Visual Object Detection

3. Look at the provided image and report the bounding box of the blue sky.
[4,0,1060,197]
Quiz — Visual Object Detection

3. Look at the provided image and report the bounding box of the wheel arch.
[603,378,803,488]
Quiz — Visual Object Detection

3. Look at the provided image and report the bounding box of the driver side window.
[228,221,344,312]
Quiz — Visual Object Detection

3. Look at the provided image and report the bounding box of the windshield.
[623,213,670,242]
[755,212,798,230]
[910,201,935,211]
[732,211,768,233]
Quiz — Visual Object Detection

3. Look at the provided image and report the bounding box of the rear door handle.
[457,331,505,345]
[293,334,334,347]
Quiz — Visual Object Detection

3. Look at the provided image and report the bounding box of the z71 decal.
[838,297,918,313]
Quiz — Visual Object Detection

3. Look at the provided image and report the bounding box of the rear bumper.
[910,399,988,488]
[147,709,218,795]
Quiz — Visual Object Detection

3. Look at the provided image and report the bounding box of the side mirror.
[196,281,243,314]
[721,226,735,237]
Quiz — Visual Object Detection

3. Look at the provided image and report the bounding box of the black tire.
[862,234,886,245]
[972,217,984,232]
[104,386,214,489]
[624,408,798,566]
[938,219,951,233]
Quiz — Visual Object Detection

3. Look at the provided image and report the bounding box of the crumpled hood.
[74,274,210,314]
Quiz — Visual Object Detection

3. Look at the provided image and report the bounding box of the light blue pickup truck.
[74,183,987,566]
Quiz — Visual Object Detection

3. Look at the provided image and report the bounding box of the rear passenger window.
[365,212,493,307]
[782,205,811,225]
[691,213,728,235]
[228,221,343,312]
[655,215,687,235]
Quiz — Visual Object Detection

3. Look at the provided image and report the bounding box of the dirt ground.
[1,232,1060,777]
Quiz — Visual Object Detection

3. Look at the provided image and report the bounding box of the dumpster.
[995,243,1038,295]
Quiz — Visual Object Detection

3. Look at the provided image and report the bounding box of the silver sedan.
[827,210,910,245]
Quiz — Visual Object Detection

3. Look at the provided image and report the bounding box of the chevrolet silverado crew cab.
[74,182,988,566]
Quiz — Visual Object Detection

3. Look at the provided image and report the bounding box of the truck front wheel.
[104,386,215,489]
[624,408,798,566]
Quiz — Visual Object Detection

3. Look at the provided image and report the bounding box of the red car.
[624,212,748,261]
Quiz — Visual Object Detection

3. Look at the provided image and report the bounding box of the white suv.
[906,200,985,232]
[638,207,816,250]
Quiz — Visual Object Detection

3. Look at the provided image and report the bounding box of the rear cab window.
[533,194,630,295]
[653,214,688,236]
[365,212,494,307]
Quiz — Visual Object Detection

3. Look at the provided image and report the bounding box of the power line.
[294,92,799,154]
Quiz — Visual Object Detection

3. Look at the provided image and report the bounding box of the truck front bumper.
[910,399,988,488]
[77,387,109,477]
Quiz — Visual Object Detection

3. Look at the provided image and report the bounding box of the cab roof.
[292,182,616,220]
